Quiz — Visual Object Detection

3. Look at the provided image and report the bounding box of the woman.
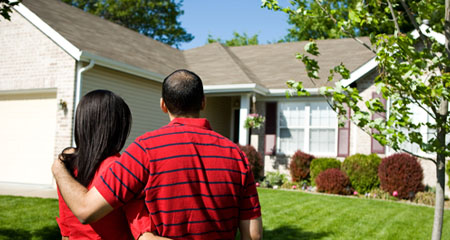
[57,90,158,239]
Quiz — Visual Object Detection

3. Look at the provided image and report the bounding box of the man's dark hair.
[60,90,132,187]
[162,69,204,116]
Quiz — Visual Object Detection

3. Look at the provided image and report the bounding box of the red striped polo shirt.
[93,118,261,239]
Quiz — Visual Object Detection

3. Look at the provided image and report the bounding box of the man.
[53,69,263,240]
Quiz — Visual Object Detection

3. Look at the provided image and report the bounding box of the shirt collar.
[168,118,212,130]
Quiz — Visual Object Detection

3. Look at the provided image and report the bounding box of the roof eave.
[15,3,165,83]
[79,51,165,82]
[204,84,321,96]
[341,57,377,87]
[14,3,82,60]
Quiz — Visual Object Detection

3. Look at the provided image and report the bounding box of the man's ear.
[201,97,206,111]
[160,98,169,114]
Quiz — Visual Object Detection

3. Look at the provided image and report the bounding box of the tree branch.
[313,0,376,54]
[401,148,437,163]
[387,0,401,34]
[398,0,431,48]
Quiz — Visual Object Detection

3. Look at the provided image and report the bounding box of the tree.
[1,0,20,21]
[207,31,259,46]
[61,0,193,48]
[281,0,443,41]
[262,0,449,239]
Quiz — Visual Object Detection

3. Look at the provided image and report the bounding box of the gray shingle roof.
[22,0,187,77]
[191,38,375,89]
[20,0,375,90]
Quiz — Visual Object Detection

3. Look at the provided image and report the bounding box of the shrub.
[281,181,299,190]
[289,150,315,182]
[315,168,351,195]
[368,188,397,201]
[310,157,341,185]
[447,161,450,188]
[342,153,381,194]
[414,192,435,206]
[238,144,263,181]
[378,153,424,199]
[264,171,288,187]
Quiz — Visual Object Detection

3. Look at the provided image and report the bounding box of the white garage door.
[0,91,57,185]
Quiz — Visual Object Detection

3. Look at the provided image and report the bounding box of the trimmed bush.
[316,168,351,195]
[342,153,381,194]
[310,157,341,185]
[289,150,315,182]
[378,153,424,199]
[239,144,263,181]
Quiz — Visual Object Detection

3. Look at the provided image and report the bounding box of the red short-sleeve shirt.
[93,118,261,239]
[57,155,151,240]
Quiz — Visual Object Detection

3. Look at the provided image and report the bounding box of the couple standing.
[52,69,263,239]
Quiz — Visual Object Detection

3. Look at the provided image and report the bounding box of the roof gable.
[20,0,187,77]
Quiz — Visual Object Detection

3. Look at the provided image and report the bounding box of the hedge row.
[287,150,424,198]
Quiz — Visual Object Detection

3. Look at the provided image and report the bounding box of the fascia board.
[411,24,445,44]
[79,51,165,83]
[341,57,378,87]
[14,3,82,60]
[268,88,320,96]
[204,84,321,96]
[204,84,268,95]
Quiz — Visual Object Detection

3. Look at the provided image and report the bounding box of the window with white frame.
[278,101,337,155]
[396,104,450,156]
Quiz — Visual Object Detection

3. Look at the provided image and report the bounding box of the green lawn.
[0,195,60,240]
[259,188,450,240]
[1,189,450,239]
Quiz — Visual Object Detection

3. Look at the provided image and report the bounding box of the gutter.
[72,60,95,146]
[203,84,321,96]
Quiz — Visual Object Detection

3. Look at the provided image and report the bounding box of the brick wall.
[0,11,76,172]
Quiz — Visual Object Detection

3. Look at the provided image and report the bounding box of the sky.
[178,0,291,50]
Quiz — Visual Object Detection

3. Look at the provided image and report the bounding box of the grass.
[0,195,60,240]
[1,189,450,239]
[258,188,450,240]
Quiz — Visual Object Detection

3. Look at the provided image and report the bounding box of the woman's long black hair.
[60,90,132,187]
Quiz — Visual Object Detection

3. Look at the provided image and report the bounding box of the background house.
[0,0,446,195]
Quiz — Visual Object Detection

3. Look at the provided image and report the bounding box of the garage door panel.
[0,92,57,185]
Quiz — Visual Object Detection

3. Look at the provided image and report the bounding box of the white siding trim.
[0,88,57,95]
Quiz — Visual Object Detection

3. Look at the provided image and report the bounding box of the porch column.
[239,94,250,145]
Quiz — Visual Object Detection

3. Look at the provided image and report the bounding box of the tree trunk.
[431,2,449,239]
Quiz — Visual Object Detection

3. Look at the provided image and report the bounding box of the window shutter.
[265,102,277,155]
[337,105,351,157]
[371,92,386,154]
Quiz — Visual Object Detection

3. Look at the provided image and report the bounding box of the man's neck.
[168,112,200,121]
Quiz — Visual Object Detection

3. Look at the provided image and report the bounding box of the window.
[395,104,450,156]
[278,101,337,155]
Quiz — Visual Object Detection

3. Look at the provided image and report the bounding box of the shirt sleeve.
[93,138,150,209]
[122,199,153,239]
[239,159,262,220]
[56,188,70,237]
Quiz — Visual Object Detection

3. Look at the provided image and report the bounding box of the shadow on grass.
[32,225,61,239]
[0,225,60,240]
[263,225,330,240]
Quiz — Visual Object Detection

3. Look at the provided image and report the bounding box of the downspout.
[72,60,95,147]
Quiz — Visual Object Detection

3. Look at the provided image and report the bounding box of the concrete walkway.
[0,182,57,199]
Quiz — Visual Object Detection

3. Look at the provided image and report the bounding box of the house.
[0,0,447,195]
